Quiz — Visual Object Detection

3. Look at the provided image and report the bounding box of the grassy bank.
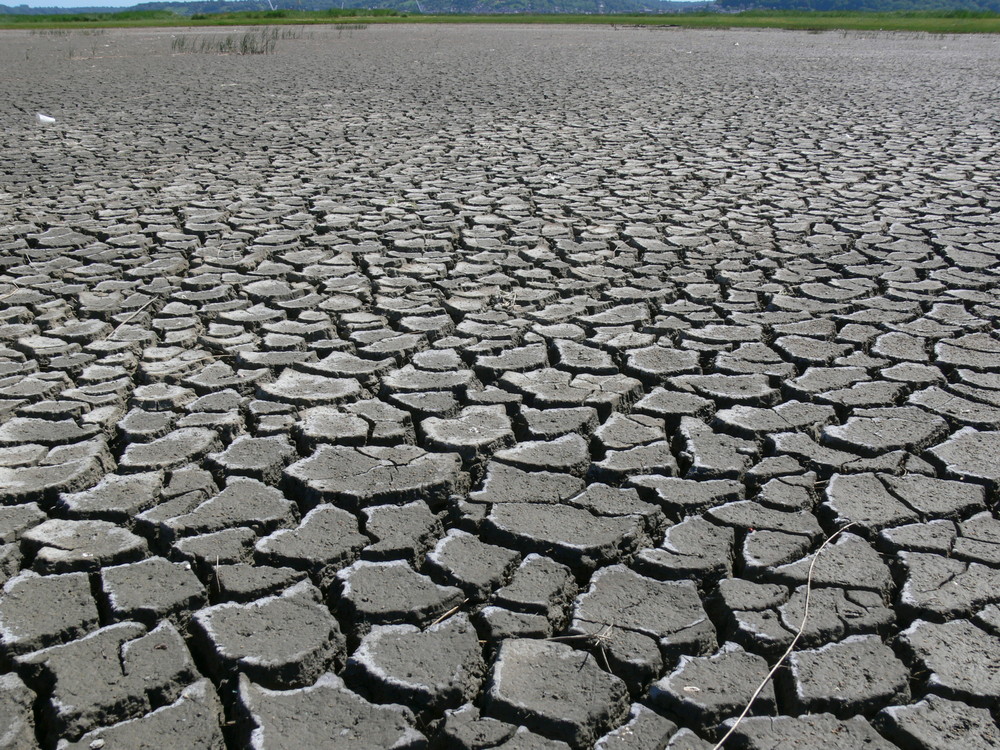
[2,8,1000,33]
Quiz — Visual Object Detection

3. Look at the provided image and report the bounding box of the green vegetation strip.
[3,8,1000,33]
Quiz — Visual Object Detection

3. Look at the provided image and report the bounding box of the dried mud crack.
[1,23,999,750]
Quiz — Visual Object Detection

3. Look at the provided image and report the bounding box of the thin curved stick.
[712,521,857,750]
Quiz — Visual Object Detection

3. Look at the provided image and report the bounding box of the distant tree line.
[0,0,710,15]
[716,0,1000,10]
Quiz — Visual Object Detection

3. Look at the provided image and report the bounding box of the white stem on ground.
[712,521,858,750]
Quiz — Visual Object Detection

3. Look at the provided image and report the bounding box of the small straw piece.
[429,599,468,627]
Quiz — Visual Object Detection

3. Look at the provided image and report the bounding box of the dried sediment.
[1,23,1000,749]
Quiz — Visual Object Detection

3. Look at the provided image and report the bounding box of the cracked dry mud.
[1,22,999,750]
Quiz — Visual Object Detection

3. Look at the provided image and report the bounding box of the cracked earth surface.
[1,23,999,749]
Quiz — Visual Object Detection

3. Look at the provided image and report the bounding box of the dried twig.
[107,296,158,339]
[711,522,857,750]
[0,283,22,302]
[495,288,518,311]
[546,623,615,646]
[429,598,468,627]
[547,622,616,672]
[0,253,36,302]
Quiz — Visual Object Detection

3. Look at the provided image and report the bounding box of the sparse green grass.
[651,10,1000,33]
[3,8,1000,34]
[170,27,287,54]
[0,8,396,29]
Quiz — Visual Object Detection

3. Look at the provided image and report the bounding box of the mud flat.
[1,23,999,749]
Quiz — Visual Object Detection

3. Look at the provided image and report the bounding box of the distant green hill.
[0,0,711,14]
[137,0,709,13]
[2,0,997,15]
[715,0,1000,9]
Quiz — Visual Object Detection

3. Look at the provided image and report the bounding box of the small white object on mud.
[36,112,56,125]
